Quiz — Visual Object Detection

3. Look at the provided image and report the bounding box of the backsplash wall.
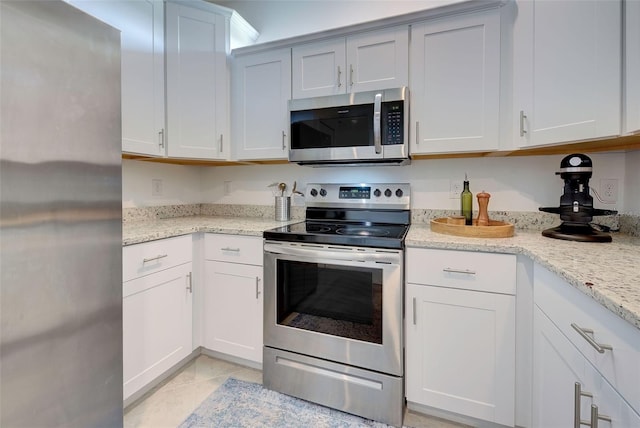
[124,151,634,213]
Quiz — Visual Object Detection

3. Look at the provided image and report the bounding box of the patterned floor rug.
[178,377,403,428]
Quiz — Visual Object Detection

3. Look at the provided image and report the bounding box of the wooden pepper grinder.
[476,191,491,226]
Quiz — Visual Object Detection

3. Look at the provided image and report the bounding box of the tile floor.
[124,354,468,428]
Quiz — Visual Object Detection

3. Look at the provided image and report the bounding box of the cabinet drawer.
[406,248,516,295]
[123,235,192,282]
[534,264,640,414]
[204,233,262,265]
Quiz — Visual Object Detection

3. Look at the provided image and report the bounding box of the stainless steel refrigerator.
[1,1,123,426]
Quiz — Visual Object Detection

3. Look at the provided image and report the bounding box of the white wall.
[625,150,640,214]
[122,152,629,212]
[122,159,202,208]
[212,0,465,44]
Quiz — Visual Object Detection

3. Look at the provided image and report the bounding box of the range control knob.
[395,189,404,197]
[319,188,327,197]
[384,188,392,197]
[373,188,382,197]
[310,188,318,197]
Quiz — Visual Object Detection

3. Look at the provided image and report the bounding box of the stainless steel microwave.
[288,87,409,166]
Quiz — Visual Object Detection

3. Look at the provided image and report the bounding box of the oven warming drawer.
[263,347,404,427]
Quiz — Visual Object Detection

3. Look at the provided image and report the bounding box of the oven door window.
[276,259,382,344]
[290,104,373,150]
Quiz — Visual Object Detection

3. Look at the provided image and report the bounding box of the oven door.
[263,241,403,376]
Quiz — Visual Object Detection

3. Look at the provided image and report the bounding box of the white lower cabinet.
[533,306,640,428]
[405,248,516,426]
[122,236,193,401]
[203,234,263,363]
[533,263,640,426]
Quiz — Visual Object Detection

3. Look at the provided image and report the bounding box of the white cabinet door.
[406,283,516,426]
[123,262,193,401]
[292,26,408,99]
[165,2,228,159]
[410,10,500,154]
[513,0,621,147]
[533,306,640,428]
[625,0,640,134]
[66,0,165,156]
[232,48,291,160]
[204,261,263,363]
[292,38,345,99]
[346,25,408,93]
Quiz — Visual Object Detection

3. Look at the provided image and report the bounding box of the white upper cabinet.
[66,0,166,157]
[624,0,640,134]
[292,25,408,99]
[513,0,622,148]
[165,1,229,160]
[231,48,292,160]
[410,9,501,154]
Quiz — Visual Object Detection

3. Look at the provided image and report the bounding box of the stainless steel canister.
[275,196,291,221]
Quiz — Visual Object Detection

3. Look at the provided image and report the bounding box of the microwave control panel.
[382,101,404,145]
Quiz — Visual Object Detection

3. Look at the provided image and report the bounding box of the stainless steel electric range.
[263,182,410,427]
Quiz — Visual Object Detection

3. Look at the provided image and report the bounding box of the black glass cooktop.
[263,221,409,249]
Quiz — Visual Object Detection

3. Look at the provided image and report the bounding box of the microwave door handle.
[373,93,382,154]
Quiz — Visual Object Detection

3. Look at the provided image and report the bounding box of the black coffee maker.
[539,153,617,242]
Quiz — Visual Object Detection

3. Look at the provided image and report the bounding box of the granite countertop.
[123,215,640,332]
[122,215,300,246]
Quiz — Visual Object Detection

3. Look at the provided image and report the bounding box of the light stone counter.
[122,215,640,331]
[122,215,300,246]
[407,225,640,331]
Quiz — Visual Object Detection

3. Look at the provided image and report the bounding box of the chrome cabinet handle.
[415,121,420,145]
[158,128,165,149]
[349,64,354,87]
[412,297,417,325]
[282,130,286,150]
[143,254,168,263]
[186,272,192,293]
[219,134,223,153]
[443,267,476,275]
[221,247,240,252]
[589,404,611,428]
[337,66,342,87]
[373,93,382,154]
[575,382,593,428]
[571,323,613,354]
[575,383,612,428]
[255,277,261,299]
[519,110,527,137]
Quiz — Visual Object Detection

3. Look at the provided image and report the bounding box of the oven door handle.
[264,243,401,265]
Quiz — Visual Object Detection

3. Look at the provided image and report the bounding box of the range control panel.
[306,183,410,209]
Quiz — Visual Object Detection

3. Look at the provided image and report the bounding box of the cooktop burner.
[335,225,391,237]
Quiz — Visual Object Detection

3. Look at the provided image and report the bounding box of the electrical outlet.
[449,180,462,199]
[151,178,163,197]
[600,178,618,203]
